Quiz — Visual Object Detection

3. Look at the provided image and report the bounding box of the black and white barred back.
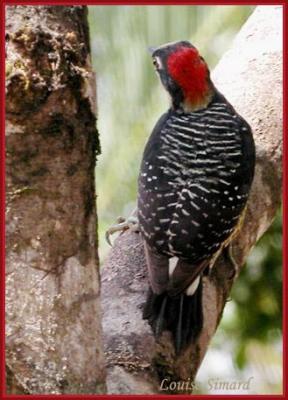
[138,91,255,265]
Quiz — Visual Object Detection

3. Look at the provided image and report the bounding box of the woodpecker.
[138,40,255,353]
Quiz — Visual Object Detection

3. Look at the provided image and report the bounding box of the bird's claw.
[105,216,140,246]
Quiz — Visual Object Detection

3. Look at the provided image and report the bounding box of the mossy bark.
[6,6,106,394]
[102,6,282,394]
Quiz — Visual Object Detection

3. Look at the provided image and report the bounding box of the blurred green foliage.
[210,209,282,394]
[225,209,282,364]
[88,5,282,393]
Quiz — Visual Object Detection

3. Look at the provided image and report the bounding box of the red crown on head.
[167,46,209,105]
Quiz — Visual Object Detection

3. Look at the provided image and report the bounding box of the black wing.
[138,96,255,263]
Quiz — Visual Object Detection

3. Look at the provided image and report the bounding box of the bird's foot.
[105,215,139,246]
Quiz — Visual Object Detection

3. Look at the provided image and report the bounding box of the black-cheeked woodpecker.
[137,40,255,354]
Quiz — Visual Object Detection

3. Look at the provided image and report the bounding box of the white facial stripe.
[154,56,163,70]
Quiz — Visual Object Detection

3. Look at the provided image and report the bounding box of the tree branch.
[101,6,282,394]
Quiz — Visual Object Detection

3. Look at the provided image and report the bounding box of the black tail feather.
[155,295,168,337]
[176,294,184,354]
[143,279,203,354]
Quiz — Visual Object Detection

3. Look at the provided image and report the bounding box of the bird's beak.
[148,46,156,55]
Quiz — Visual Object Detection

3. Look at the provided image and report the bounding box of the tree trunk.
[5,6,106,394]
[102,6,282,394]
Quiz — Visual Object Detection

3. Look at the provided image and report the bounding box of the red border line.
[1,1,286,399]
[1,2,6,398]
[3,396,284,399]
[3,0,286,6]
[282,1,287,399]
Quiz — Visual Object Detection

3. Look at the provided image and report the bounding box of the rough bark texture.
[102,6,283,394]
[5,6,106,394]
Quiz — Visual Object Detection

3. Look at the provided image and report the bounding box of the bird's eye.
[152,58,159,69]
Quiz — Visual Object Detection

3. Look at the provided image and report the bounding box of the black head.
[149,40,212,111]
